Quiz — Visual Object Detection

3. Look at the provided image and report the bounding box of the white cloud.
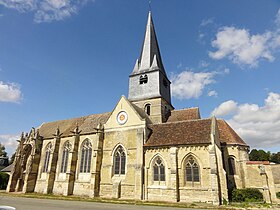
[212,100,238,116]
[208,90,218,97]
[0,81,22,103]
[0,134,19,157]
[0,0,93,23]
[200,18,214,27]
[171,70,216,99]
[209,9,280,67]
[212,92,280,149]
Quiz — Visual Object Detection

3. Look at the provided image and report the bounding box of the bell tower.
[128,12,173,123]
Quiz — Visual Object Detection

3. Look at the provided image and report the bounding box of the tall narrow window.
[153,157,165,182]
[43,143,52,173]
[113,146,126,175]
[228,157,236,175]
[80,139,92,173]
[185,156,200,185]
[60,141,71,173]
[140,74,148,84]
[145,104,151,116]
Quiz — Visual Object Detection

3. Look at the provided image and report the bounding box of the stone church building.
[6,12,280,205]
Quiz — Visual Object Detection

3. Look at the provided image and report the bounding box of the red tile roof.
[166,107,201,122]
[217,120,247,146]
[145,119,212,147]
[38,112,111,139]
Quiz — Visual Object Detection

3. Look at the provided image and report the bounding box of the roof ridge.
[171,107,199,112]
[152,118,211,126]
[40,111,111,126]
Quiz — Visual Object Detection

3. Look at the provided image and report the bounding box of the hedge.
[0,172,9,190]
[276,192,280,199]
[232,188,263,202]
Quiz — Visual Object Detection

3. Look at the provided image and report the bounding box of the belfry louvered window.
[80,139,92,173]
[113,146,126,175]
[60,141,71,173]
[153,157,165,182]
[43,143,52,173]
[139,74,148,84]
[185,156,200,185]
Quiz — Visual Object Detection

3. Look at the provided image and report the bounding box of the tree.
[271,152,280,164]
[0,143,7,157]
[249,149,270,161]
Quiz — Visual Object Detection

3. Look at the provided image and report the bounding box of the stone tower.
[128,11,173,123]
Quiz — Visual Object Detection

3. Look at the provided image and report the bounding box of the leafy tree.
[271,152,280,164]
[249,149,270,161]
[0,143,7,157]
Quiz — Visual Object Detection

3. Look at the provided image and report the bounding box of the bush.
[276,192,280,199]
[232,188,263,202]
[0,172,9,190]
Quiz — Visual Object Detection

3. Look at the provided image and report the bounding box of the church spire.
[132,11,166,76]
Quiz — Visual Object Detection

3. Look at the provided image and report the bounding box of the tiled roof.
[38,112,111,139]
[144,119,212,147]
[1,164,14,172]
[217,119,247,146]
[166,107,200,122]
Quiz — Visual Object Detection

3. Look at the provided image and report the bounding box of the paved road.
[0,196,208,210]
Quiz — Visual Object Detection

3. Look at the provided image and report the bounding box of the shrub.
[276,192,280,199]
[232,188,263,202]
[0,172,9,190]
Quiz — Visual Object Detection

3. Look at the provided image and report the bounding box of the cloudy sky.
[0,0,279,156]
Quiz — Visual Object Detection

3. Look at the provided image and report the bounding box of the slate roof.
[1,164,13,172]
[145,119,212,147]
[217,119,247,146]
[38,112,111,139]
[167,107,201,122]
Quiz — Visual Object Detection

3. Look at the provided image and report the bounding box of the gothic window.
[153,157,165,182]
[185,156,200,185]
[43,143,52,173]
[145,104,151,116]
[60,141,71,173]
[140,74,148,84]
[80,139,92,173]
[228,156,236,175]
[113,145,126,175]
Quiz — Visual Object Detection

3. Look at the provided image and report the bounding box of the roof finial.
[149,0,152,12]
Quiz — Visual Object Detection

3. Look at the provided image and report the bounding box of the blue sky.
[0,0,280,156]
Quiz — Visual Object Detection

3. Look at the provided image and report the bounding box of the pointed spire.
[132,59,139,74]
[151,54,158,69]
[132,11,166,75]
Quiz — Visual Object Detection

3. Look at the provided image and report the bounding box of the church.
[5,12,280,205]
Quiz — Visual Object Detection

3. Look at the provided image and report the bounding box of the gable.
[104,96,146,130]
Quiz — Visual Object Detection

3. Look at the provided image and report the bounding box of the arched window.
[140,74,148,84]
[113,146,126,175]
[80,139,92,173]
[185,156,200,185]
[43,143,52,173]
[60,141,71,173]
[153,157,165,182]
[228,156,236,175]
[145,104,151,116]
